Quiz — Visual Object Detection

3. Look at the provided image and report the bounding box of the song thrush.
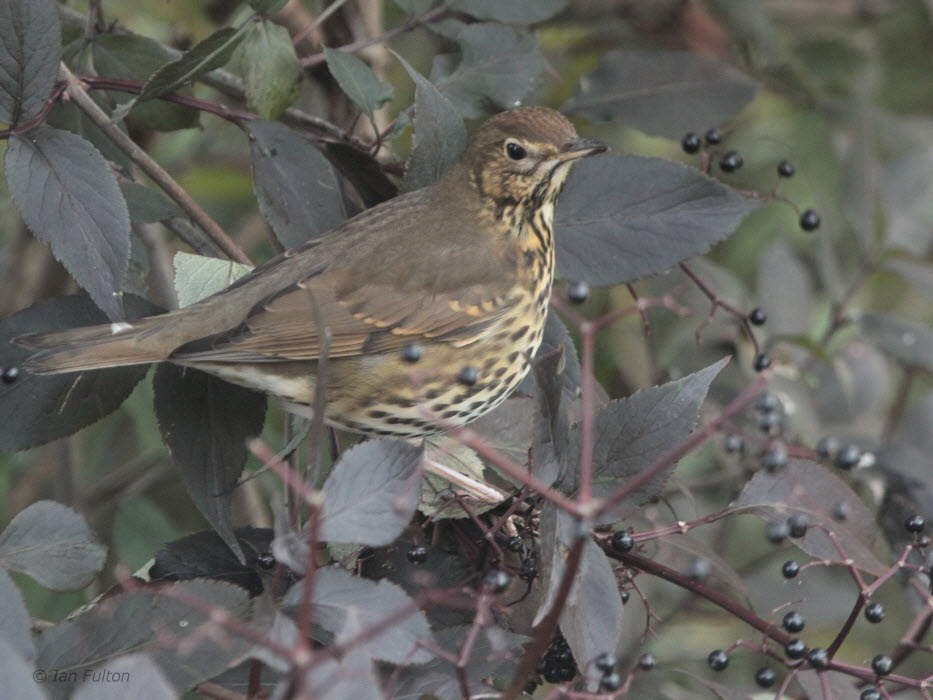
[17,107,606,438]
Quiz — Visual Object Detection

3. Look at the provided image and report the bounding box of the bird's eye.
[505,141,527,160]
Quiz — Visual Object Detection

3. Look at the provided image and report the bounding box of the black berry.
[457,366,478,386]
[687,557,711,583]
[619,589,630,603]
[759,411,782,432]
[524,678,539,694]
[599,671,621,691]
[611,530,634,553]
[1,366,19,384]
[756,391,779,412]
[860,690,881,700]
[637,653,655,671]
[748,307,767,325]
[682,132,702,154]
[407,546,427,564]
[807,647,829,669]
[784,638,806,659]
[257,551,275,570]
[484,570,509,593]
[400,342,423,363]
[723,434,743,453]
[519,556,537,581]
[507,535,524,552]
[777,160,795,177]
[567,280,589,303]
[719,150,744,173]
[707,649,729,670]
[871,654,892,676]
[787,514,808,538]
[754,353,772,372]
[704,128,722,145]
[782,560,800,578]
[766,520,790,544]
[762,448,788,472]
[835,444,861,470]
[864,602,884,623]
[832,501,849,521]
[905,514,926,533]
[594,652,616,674]
[755,666,777,688]
[799,209,821,232]
[816,436,840,460]
[782,610,805,633]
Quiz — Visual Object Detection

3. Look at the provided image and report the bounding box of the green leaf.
[237,20,302,120]
[393,0,436,13]
[6,127,131,320]
[120,181,184,223]
[0,568,34,661]
[0,501,106,591]
[325,48,393,117]
[91,34,199,131]
[435,23,545,118]
[0,0,61,124]
[564,50,758,139]
[172,251,253,308]
[247,120,347,247]
[138,25,249,103]
[448,0,568,25]
[247,0,289,14]
[555,155,760,286]
[859,312,933,372]
[393,51,466,192]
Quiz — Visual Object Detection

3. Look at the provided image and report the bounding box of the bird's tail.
[15,318,174,374]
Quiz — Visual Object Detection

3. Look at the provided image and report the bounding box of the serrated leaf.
[325,48,393,118]
[91,34,199,131]
[555,155,759,286]
[304,653,383,700]
[6,127,131,320]
[564,50,758,138]
[448,0,568,24]
[35,580,254,695]
[757,239,812,336]
[394,51,466,192]
[859,312,933,372]
[582,357,729,523]
[247,120,347,247]
[73,654,175,700]
[46,97,131,169]
[0,501,106,591]
[0,0,60,124]
[153,365,267,563]
[732,460,885,575]
[0,638,44,700]
[284,567,434,664]
[173,252,253,307]
[120,181,184,223]
[237,20,302,120]
[435,23,545,118]
[0,568,34,661]
[138,25,249,103]
[320,439,422,545]
[0,295,155,450]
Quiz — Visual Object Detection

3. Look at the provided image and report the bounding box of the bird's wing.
[170,271,518,363]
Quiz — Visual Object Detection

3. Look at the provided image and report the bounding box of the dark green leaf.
[0,639,43,700]
[0,568,34,661]
[324,141,398,208]
[0,501,106,591]
[564,50,758,138]
[237,20,302,120]
[120,181,184,223]
[393,0,436,14]
[555,155,759,286]
[531,347,569,486]
[859,312,933,371]
[448,0,568,24]
[515,310,580,395]
[6,127,131,320]
[247,120,347,247]
[320,439,423,546]
[884,258,933,300]
[138,25,249,103]
[757,239,812,337]
[584,357,729,523]
[882,149,933,255]
[436,23,545,118]
[0,0,60,124]
[153,365,267,563]
[394,51,466,191]
[732,460,885,575]
[325,48,393,118]
[91,34,199,131]
[172,252,252,308]
[35,580,254,695]
[248,0,289,14]
[284,567,434,664]
[73,654,175,700]
[0,295,154,450]
[46,99,131,169]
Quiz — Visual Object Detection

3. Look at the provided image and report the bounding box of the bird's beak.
[555,137,607,162]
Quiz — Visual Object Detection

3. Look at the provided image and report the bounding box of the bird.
[16,106,606,439]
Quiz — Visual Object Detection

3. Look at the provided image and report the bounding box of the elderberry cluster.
[525,634,578,692]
